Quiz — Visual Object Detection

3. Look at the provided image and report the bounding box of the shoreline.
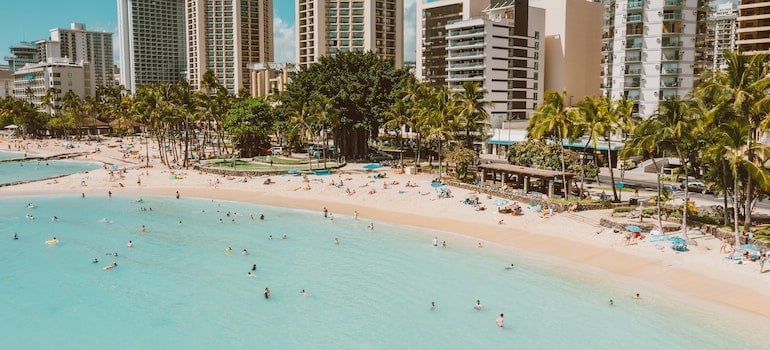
[2,139,769,325]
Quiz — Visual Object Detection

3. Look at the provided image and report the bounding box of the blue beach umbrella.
[667,236,686,244]
[739,244,759,251]
[430,181,444,188]
[625,225,642,233]
[362,163,382,170]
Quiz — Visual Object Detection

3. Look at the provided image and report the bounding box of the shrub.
[613,206,634,213]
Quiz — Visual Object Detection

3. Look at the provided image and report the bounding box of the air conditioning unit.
[658,11,663,16]
[654,91,659,96]
[657,38,661,43]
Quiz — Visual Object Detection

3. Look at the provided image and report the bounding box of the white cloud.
[404,0,416,62]
[274,16,296,63]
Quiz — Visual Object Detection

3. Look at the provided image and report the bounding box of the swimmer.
[140,225,146,233]
[477,242,483,248]
[178,220,182,225]
[268,234,273,240]
[225,247,233,253]
[103,262,117,270]
[242,249,249,255]
[219,218,224,224]
[300,289,309,297]
[92,258,99,263]
[334,237,339,245]
[108,190,112,198]
[176,191,180,199]
[609,299,614,306]
[496,313,504,327]
[259,213,265,220]
[251,264,257,271]
[442,241,447,248]
[264,287,270,299]
[282,234,287,240]
[323,207,328,218]
[26,214,34,220]
[474,300,483,310]
[633,293,641,300]
[505,263,515,270]
[13,233,18,240]
[247,272,255,277]
[127,240,133,248]
[432,236,438,247]
[52,216,59,221]
[368,222,375,230]
[105,252,118,257]
[100,218,112,223]
[27,203,36,209]
[250,214,254,221]
[81,193,85,198]
[431,302,437,310]
[354,210,359,220]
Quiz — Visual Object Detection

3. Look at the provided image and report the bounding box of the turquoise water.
[0,150,24,160]
[0,196,767,349]
[0,160,101,185]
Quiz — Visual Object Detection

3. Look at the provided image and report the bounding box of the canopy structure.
[477,163,575,198]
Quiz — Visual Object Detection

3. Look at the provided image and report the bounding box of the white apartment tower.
[50,23,115,88]
[296,0,403,68]
[186,0,274,94]
[601,0,709,118]
[118,0,188,93]
[705,2,737,71]
[445,0,544,123]
[416,0,490,85]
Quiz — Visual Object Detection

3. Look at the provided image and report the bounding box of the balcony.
[628,1,643,10]
[625,55,642,62]
[627,14,643,23]
[664,0,683,7]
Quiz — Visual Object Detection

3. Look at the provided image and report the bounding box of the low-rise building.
[12,57,95,109]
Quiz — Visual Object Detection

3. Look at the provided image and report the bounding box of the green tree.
[445,144,477,180]
[528,90,575,197]
[309,94,340,168]
[454,81,490,149]
[420,86,456,179]
[280,51,412,159]
[223,97,274,157]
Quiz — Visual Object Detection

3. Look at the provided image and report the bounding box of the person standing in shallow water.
[264,288,270,299]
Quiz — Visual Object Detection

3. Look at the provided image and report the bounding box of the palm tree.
[286,99,314,169]
[648,99,699,238]
[698,50,770,230]
[574,96,607,200]
[41,87,61,117]
[383,98,410,165]
[310,94,339,169]
[402,81,432,165]
[528,90,574,197]
[603,96,635,202]
[454,81,490,149]
[419,86,456,179]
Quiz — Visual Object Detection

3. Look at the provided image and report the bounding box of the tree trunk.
[678,149,688,239]
[607,136,618,202]
[722,160,729,225]
[558,135,567,198]
[734,173,740,247]
[437,139,442,180]
[650,157,664,235]
[744,173,752,232]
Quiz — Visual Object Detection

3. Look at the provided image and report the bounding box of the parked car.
[680,179,712,194]
[368,151,394,162]
[269,146,283,156]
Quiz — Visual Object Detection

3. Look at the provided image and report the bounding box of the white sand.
[3,136,770,322]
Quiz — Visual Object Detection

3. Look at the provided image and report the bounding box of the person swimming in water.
[432,237,438,247]
[92,258,99,263]
[103,262,117,270]
[127,240,133,248]
[226,247,233,253]
[13,233,18,240]
[247,272,255,277]
[505,263,515,270]
[334,237,339,245]
[242,249,249,255]
[300,289,309,297]
[474,300,483,310]
[496,313,504,327]
[264,288,270,299]
[431,302,437,310]
[251,264,257,271]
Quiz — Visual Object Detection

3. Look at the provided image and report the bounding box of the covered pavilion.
[478,163,576,198]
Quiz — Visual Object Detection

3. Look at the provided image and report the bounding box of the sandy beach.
[3,136,770,323]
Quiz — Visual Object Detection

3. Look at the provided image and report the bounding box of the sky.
[0,0,417,67]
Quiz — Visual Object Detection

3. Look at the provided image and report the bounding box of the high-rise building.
[118,0,187,93]
[186,0,274,94]
[12,57,95,107]
[35,40,62,63]
[0,68,13,98]
[706,2,737,71]
[50,23,115,88]
[446,0,544,124]
[416,0,490,85]
[601,0,709,118]
[296,0,403,68]
[530,0,604,103]
[737,0,770,54]
[4,41,39,72]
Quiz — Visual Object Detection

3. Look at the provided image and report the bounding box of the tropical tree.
[41,87,61,117]
[602,96,635,202]
[280,51,412,159]
[454,81,490,149]
[285,99,314,168]
[697,50,770,230]
[309,94,340,168]
[383,98,410,165]
[223,97,275,157]
[528,90,575,197]
[419,85,456,179]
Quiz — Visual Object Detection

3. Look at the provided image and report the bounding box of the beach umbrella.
[493,199,509,206]
[739,244,759,251]
[625,225,643,233]
[430,181,444,188]
[362,163,382,170]
[667,236,686,244]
